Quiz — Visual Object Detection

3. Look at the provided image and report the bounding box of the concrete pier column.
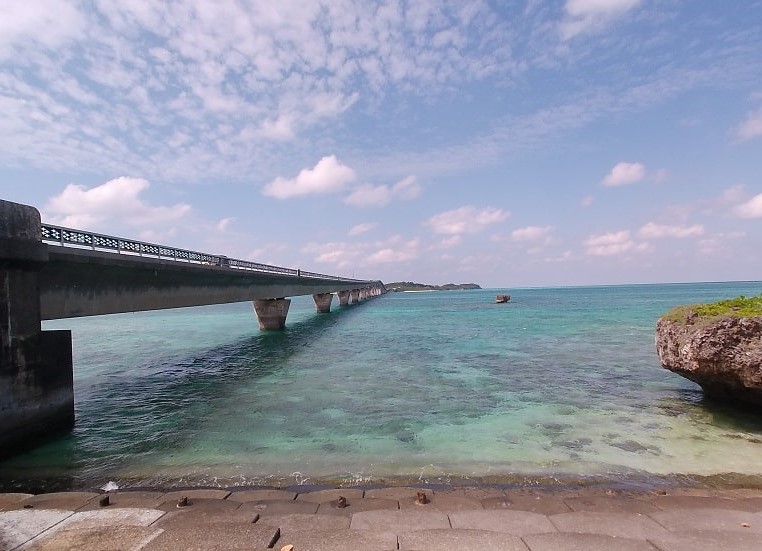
[337,290,350,306]
[312,292,333,313]
[1,199,74,458]
[252,298,291,330]
[350,289,360,304]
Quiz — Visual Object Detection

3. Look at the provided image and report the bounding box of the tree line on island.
[386,281,482,292]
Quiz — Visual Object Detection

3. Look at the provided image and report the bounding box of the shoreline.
[4,471,762,496]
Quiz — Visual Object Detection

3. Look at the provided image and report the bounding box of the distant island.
[386,281,481,292]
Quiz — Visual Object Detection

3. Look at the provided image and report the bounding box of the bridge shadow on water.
[0,304,368,492]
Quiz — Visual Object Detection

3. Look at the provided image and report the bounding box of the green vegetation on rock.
[663,294,762,322]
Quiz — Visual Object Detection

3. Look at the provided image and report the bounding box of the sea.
[2,281,762,492]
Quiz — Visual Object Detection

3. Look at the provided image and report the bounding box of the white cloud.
[349,222,377,236]
[698,232,746,255]
[735,107,762,141]
[426,206,509,235]
[0,1,85,57]
[735,193,762,218]
[366,247,416,264]
[584,230,635,256]
[511,225,554,241]
[581,195,594,208]
[216,217,235,232]
[601,162,646,187]
[638,222,705,239]
[439,235,463,248]
[560,0,642,40]
[303,234,420,269]
[43,177,191,229]
[263,156,356,199]
[344,184,393,207]
[261,114,296,141]
[392,176,422,200]
[344,175,421,208]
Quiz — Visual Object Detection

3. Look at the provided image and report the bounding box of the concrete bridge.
[0,199,385,456]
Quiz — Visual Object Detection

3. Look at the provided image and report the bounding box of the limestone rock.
[655,315,762,406]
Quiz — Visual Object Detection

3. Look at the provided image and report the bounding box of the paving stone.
[157,496,241,513]
[549,511,669,539]
[649,488,719,498]
[647,529,762,551]
[157,489,230,505]
[563,496,660,514]
[740,498,762,511]
[238,499,319,516]
[316,497,398,516]
[56,507,165,529]
[143,522,278,551]
[364,487,431,501]
[77,491,165,511]
[485,492,572,514]
[399,528,529,550]
[0,509,73,550]
[522,532,658,551]
[350,509,450,532]
[0,494,33,512]
[19,526,163,551]
[449,510,556,535]
[277,528,398,551]
[648,507,762,533]
[257,512,351,534]
[726,488,762,499]
[434,487,507,500]
[295,488,364,503]
[648,495,760,512]
[226,489,296,502]
[399,494,483,512]
[18,492,100,511]
[155,501,259,527]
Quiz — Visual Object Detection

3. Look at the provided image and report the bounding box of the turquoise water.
[2,282,762,490]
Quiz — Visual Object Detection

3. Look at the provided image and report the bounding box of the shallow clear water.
[2,282,762,491]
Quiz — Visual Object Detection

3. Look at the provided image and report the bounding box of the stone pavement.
[2,485,762,550]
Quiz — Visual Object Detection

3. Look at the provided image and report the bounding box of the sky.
[1,0,761,288]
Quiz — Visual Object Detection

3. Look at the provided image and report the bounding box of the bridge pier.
[312,293,333,313]
[252,298,291,330]
[337,290,351,306]
[350,289,360,304]
[0,200,74,457]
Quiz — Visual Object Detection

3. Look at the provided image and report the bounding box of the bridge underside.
[40,247,381,320]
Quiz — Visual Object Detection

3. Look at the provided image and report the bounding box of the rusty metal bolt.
[336,496,348,508]
[99,495,110,507]
[416,491,428,505]
[177,496,189,508]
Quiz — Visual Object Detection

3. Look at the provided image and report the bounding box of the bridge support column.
[312,293,333,313]
[337,290,350,306]
[350,289,360,304]
[0,200,74,458]
[253,298,291,330]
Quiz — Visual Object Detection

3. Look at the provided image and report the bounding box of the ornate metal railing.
[41,224,363,282]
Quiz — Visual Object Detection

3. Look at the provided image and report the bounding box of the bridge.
[0,199,386,456]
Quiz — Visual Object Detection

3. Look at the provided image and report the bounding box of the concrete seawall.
[0,200,74,458]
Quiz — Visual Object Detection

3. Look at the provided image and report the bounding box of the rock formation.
[656,314,762,407]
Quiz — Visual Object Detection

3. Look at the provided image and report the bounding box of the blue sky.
[1,0,761,288]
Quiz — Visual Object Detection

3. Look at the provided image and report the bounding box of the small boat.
[496,294,510,303]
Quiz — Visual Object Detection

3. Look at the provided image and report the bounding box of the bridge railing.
[41,224,364,283]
